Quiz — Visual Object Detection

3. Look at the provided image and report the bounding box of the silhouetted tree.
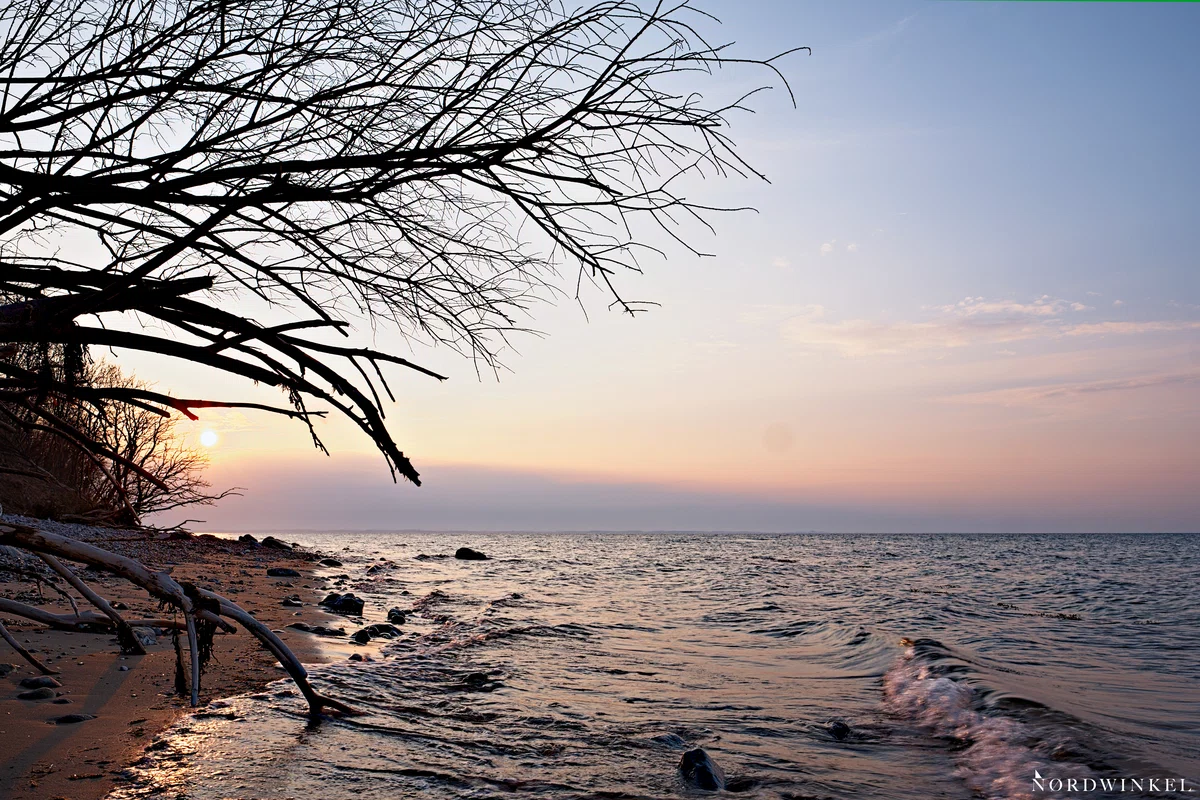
[0,0,801,709]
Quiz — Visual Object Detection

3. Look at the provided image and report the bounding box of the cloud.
[819,241,835,256]
[781,295,1200,356]
[1112,299,1125,307]
[945,370,1200,408]
[771,257,791,269]
[1064,320,1200,336]
[846,243,858,253]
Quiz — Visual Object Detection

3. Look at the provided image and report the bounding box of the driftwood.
[0,521,353,714]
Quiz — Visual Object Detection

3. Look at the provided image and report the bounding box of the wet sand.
[0,525,339,800]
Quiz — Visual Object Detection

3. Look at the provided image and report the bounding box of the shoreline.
[0,517,339,800]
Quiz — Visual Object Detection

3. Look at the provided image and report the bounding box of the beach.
[0,517,334,800]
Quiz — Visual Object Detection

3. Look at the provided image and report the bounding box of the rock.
[351,629,371,644]
[827,720,851,741]
[318,558,343,567]
[0,664,14,677]
[20,676,62,689]
[386,608,406,624]
[462,671,490,687]
[237,534,259,545]
[286,622,346,637]
[17,687,57,700]
[132,626,157,646]
[51,698,72,704]
[454,547,488,561]
[318,592,364,616]
[49,713,95,725]
[348,653,363,661]
[267,567,301,577]
[362,623,402,639]
[261,536,292,550]
[679,748,726,791]
[112,601,129,610]
[281,594,303,607]
[119,666,130,672]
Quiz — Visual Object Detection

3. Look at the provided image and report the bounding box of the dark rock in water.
[318,558,343,567]
[18,687,56,700]
[281,594,303,607]
[454,547,488,561]
[351,629,371,644]
[267,567,301,577]
[827,720,851,741]
[20,676,61,689]
[387,607,406,624]
[362,623,402,639]
[52,698,72,704]
[49,713,95,724]
[348,653,363,662]
[318,592,364,616]
[261,536,292,550]
[0,664,14,677]
[237,534,259,545]
[287,622,346,637]
[679,748,726,791]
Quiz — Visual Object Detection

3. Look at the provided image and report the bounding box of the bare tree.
[0,0,801,709]
[77,362,236,519]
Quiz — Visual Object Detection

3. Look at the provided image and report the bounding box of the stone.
[351,629,371,644]
[827,720,851,741]
[237,534,259,545]
[348,653,363,661]
[318,592,364,616]
[281,594,303,607]
[386,608,406,624]
[20,676,62,689]
[266,567,301,577]
[49,713,95,724]
[261,536,292,550]
[0,664,15,677]
[286,622,346,637]
[679,748,726,791]
[318,558,343,567]
[454,547,488,561]
[17,687,57,700]
[362,623,401,638]
[132,627,157,646]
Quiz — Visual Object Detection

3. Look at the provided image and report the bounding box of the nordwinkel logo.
[1033,770,1195,794]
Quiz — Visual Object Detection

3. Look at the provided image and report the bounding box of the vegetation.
[0,0,798,711]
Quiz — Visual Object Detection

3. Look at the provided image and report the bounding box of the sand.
[0,522,342,800]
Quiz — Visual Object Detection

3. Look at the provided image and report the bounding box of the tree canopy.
[0,0,800,493]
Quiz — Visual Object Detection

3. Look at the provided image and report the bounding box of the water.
[107,533,1199,800]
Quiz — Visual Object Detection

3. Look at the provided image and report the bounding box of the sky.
[130,0,1199,532]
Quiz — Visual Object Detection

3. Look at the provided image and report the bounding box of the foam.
[883,648,1093,800]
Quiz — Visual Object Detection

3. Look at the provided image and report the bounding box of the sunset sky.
[132,0,1197,532]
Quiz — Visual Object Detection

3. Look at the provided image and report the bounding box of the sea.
[106,532,1199,800]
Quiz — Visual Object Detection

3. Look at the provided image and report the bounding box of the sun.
[199,430,219,448]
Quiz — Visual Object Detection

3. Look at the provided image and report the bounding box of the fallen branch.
[36,552,146,655]
[0,618,56,674]
[0,521,352,714]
